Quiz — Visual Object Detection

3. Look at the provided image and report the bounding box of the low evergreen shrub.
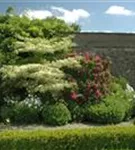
[0,126,135,150]
[67,100,86,122]
[42,102,71,126]
[0,95,41,124]
[86,82,134,124]
[12,103,40,124]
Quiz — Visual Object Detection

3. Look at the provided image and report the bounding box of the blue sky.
[0,0,135,32]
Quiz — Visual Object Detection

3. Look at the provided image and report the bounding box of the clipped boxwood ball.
[86,98,126,124]
[42,103,71,126]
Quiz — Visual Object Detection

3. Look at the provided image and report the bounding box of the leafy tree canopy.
[0,8,81,101]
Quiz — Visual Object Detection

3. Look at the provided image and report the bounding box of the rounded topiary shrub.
[86,100,125,124]
[85,80,134,124]
[42,103,71,126]
[86,91,132,124]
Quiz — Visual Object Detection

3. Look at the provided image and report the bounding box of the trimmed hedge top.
[0,126,135,150]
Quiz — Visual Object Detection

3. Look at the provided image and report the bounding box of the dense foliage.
[64,52,112,104]
[85,81,134,124]
[0,12,80,102]
[42,102,71,125]
[0,127,135,150]
[0,9,134,125]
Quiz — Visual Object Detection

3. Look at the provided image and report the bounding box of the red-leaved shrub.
[64,52,112,104]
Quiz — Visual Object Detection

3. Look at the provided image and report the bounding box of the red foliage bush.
[64,52,112,105]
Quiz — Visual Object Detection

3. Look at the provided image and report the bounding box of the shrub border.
[0,126,135,150]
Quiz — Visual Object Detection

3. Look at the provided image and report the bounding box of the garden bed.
[0,10,135,150]
[0,12,135,127]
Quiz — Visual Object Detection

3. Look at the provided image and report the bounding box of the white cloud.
[125,31,135,33]
[51,6,90,23]
[20,9,53,19]
[81,30,113,33]
[105,5,135,16]
[81,30,135,33]
[20,7,90,23]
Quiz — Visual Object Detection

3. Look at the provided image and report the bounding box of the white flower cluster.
[4,95,42,109]
[20,94,42,109]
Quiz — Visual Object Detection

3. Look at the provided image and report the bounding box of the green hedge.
[0,126,135,150]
